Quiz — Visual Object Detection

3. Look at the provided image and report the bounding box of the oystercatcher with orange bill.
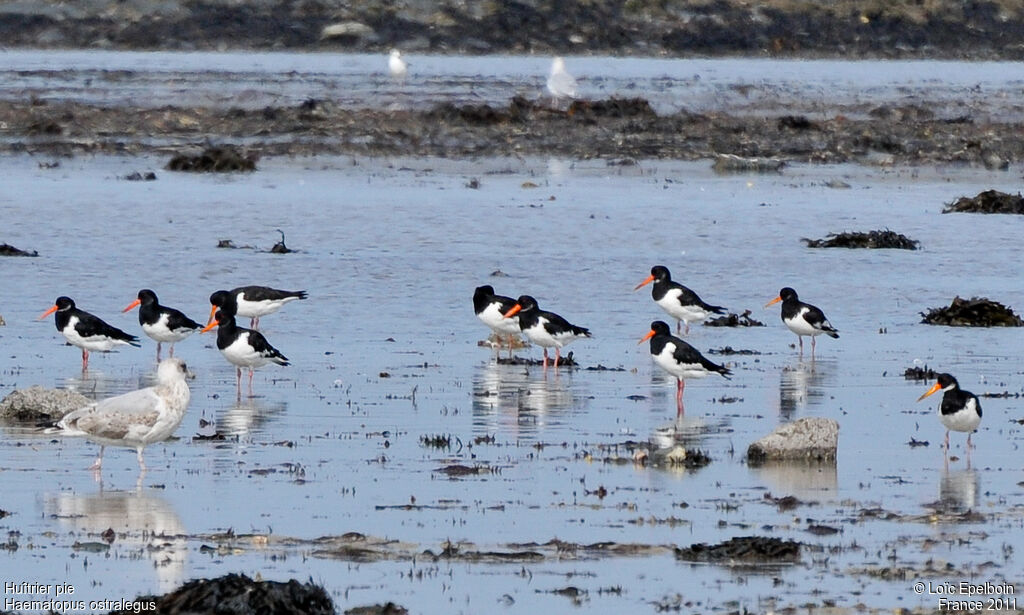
[473,285,521,356]
[765,287,838,358]
[202,308,289,397]
[208,286,307,329]
[634,265,726,335]
[123,289,201,360]
[39,296,140,371]
[917,373,982,451]
[640,320,731,418]
[503,295,590,369]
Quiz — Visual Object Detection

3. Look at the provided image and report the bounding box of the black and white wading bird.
[202,308,289,397]
[503,295,590,370]
[47,358,194,472]
[473,285,522,357]
[917,373,982,451]
[765,287,838,358]
[639,320,732,418]
[123,289,201,361]
[634,265,726,335]
[39,296,140,371]
[208,286,307,329]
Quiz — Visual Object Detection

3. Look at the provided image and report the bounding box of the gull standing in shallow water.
[546,56,577,103]
[388,49,408,82]
[48,358,194,472]
[39,296,140,371]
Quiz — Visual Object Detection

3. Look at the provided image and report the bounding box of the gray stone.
[0,386,91,422]
[747,417,839,464]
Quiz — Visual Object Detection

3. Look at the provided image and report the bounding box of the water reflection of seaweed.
[217,398,289,436]
[778,359,835,420]
[45,488,186,591]
[60,368,154,401]
[471,360,576,435]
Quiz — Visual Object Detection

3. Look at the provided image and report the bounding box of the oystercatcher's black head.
[650,265,671,281]
[209,290,230,307]
[765,287,798,308]
[638,320,672,344]
[634,265,671,291]
[503,295,537,319]
[474,285,495,298]
[201,309,235,333]
[918,372,959,401]
[39,296,74,320]
[137,289,158,305]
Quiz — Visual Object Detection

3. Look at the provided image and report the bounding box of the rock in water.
[0,386,91,422]
[747,417,838,463]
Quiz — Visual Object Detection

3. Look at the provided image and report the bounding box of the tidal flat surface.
[0,154,1022,613]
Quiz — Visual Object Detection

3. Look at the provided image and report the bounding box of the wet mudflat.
[0,152,1021,614]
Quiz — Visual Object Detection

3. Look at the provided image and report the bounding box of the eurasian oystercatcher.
[46,358,193,471]
[473,285,521,356]
[123,289,201,360]
[208,286,307,329]
[765,287,838,358]
[39,296,140,371]
[634,265,726,334]
[917,373,982,451]
[639,320,732,418]
[503,295,590,369]
[202,308,289,397]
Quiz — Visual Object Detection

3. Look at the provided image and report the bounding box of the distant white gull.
[48,358,194,471]
[388,49,408,81]
[546,56,577,101]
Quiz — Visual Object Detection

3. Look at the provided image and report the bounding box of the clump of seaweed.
[802,229,919,250]
[943,190,1024,214]
[920,296,1024,327]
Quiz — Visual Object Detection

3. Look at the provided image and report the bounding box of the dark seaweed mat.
[167,146,256,172]
[704,310,764,327]
[802,229,919,249]
[944,190,1024,214]
[0,243,38,257]
[109,573,334,615]
[674,536,801,563]
[920,296,1024,327]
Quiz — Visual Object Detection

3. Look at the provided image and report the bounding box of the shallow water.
[0,151,1022,612]
[3,49,1024,120]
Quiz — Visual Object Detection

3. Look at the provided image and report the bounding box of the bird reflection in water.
[217,398,289,436]
[471,361,577,437]
[779,359,835,420]
[45,487,186,591]
[936,465,979,513]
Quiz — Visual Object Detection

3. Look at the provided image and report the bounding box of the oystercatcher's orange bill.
[764,296,782,308]
[503,304,522,319]
[200,321,218,334]
[638,329,656,345]
[38,305,58,320]
[633,274,655,291]
[207,304,218,326]
[122,298,142,313]
[917,382,943,402]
